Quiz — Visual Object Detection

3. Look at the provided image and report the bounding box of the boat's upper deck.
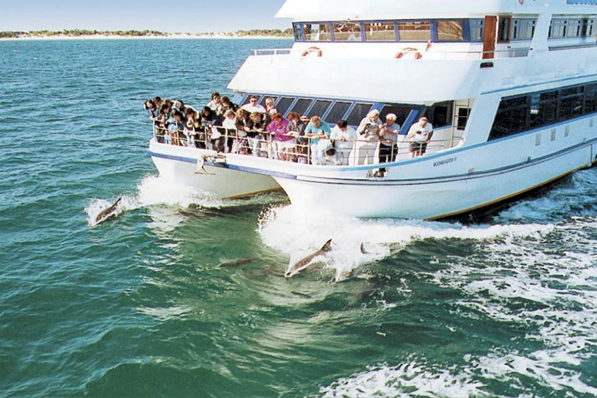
[228,0,597,105]
[276,0,597,20]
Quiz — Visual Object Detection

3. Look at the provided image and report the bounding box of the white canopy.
[276,0,589,21]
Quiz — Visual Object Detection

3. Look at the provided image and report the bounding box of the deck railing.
[249,47,530,60]
[152,124,463,166]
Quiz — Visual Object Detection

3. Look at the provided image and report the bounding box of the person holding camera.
[354,109,382,165]
[406,116,433,157]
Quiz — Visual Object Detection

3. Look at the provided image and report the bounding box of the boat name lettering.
[433,157,457,167]
[567,0,597,4]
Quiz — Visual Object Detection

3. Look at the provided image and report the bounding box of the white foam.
[136,175,223,209]
[85,175,226,227]
[258,205,555,281]
[320,360,485,398]
[428,220,597,396]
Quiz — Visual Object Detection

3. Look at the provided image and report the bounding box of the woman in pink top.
[267,113,295,161]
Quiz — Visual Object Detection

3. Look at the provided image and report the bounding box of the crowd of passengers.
[144,92,434,168]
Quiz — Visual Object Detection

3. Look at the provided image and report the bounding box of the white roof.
[276,0,596,21]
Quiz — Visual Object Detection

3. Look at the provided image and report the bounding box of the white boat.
[148,137,280,198]
[222,0,597,219]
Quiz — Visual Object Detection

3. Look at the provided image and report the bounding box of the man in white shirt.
[406,117,433,157]
[330,120,357,165]
[240,95,266,113]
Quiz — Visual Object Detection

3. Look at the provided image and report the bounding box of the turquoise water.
[0,39,596,397]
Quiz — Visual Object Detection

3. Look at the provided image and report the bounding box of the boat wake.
[257,204,555,282]
[85,175,285,227]
[317,216,597,397]
[84,176,223,227]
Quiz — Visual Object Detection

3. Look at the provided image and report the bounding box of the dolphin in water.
[285,239,332,278]
[95,197,122,224]
[219,255,259,268]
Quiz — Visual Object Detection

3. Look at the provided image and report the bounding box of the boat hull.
[148,139,280,198]
[225,125,597,219]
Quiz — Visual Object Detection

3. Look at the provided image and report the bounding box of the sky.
[0,0,292,33]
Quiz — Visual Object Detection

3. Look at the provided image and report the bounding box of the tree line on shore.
[0,28,293,39]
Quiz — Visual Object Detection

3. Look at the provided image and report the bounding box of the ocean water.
[0,38,596,398]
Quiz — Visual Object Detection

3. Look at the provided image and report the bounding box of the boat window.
[276,97,295,116]
[242,94,262,107]
[325,101,352,123]
[490,81,597,141]
[379,105,412,127]
[567,19,583,37]
[584,84,597,114]
[437,21,465,41]
[260,96,278,108]
[346,103,374,126]
[424,101,454,129]
[549,18,567,38]
[489,96,528,140]
[512,19,536,41]
[293,23,303,41]
[456,108,471,130]
[530,93,557,128]
[470,19,484,42]
[398,22,431,41]
[559,86,584,120]
[584,19,596,36]
[498,16,511,43]
[307,100,333,118]
[364,22,396,41]
[332,22,362,41]
[304,23,331,41]
[290,98,314,116]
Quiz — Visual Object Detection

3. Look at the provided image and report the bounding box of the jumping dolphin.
[95,197,122,224]
[285,239,332,278]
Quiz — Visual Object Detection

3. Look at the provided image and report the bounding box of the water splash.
[320,360,486,398]
[258,204,555,282]
[85,175,223,227]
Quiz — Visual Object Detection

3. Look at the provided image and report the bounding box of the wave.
[257,204,556,282]
[316,211,597,397]
[85,175,286,228]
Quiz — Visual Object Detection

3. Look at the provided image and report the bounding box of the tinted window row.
[549,17,596,39]
[242,95,455,132]
[489,82,597,141]
[243,94,375,125]
[293,17,597,44]
[293,20,474,43]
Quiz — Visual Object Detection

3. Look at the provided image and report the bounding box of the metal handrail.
[153,123,464,166]
[249,46,531,60]
[252,48,292,56]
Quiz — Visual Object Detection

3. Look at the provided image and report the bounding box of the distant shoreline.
[0,30,293,41]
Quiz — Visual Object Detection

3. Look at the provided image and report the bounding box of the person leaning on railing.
[354,109,382,165]
[267,113,296,161]
[184,107,202,148]
[248,111,270,157]
[305,116,332,165]
[406,116,434,157]
[167,110,187,146]
[330,119,357,165]
[235,108,251,154]
[287,112,308,163]
[222,110,239,153]
[157,103,172,144]
[379,113,400,173]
